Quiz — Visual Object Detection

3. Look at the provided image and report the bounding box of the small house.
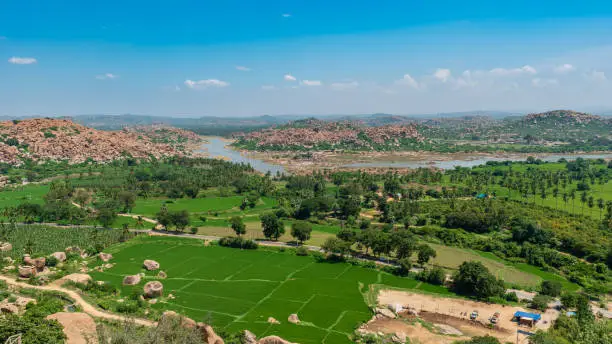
[513,311,541,327]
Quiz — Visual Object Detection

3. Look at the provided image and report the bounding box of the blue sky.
[1,0,612,117]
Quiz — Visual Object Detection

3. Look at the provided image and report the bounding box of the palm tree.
[552,187,559,209]
[597,198,605,220]
[562,192,568,211]
[580,192,588,216]
[570,190,576,213]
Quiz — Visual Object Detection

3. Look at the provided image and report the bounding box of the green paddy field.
[90,236,447,344]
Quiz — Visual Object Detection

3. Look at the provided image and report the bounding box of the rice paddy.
[90,236,447,343]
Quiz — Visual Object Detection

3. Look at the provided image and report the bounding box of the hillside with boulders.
[0,118,201,164]
[233,118,423,151]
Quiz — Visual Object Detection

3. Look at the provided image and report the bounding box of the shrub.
[46,256,58,267]
[504,292,519,302]
[295,246,309,256]
[530,294,551,312]
[218,236,258,250]
[540,280,562,297]
[190,227,198,234]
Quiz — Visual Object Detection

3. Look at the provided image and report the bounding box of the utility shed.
[513,311,541,327]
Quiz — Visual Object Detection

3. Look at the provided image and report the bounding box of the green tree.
[97,206,117,228]
[260,213,285,240]
[170,210,190,231]
[416,244,437,266]
[452,261,504,299]
[230,216,246,237]
[290,222,312,244]
[117,191,137,213]
[540,280,562,297]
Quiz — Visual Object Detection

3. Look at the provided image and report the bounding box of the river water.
[200,138,612,174]
[200,138,285,174]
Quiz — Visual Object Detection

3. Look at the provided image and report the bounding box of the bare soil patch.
[378,290,556,343]
[47,312,98,344]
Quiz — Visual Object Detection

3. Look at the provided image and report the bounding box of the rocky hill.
[522,110,604,125]
[0,118,200,164]
[233,119,423,151]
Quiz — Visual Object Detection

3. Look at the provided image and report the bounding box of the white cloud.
[95,73,119,80]
[282,13,292,18]
[584,70,607,82]
[261,85,277,90]
[395,74,419,88]
[8,57,37,65]
[330,81,359,90]
[531,78,558,87]
[284,74,297,81]
[184,79,230,89]
[433,68,451,82]
[235,66,251,71]
[554,64,575,74]
[301,80,322,86]
[488,65,537,76]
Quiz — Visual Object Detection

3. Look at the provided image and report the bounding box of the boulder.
[161,311,196,329]
[158,271,167,279]
[51,252,67,262]
[0,304,19,314]
[258,336,294,344]
[267,317,280,324]
[391,331,407,343]
[0,242,12,252]
[3,257,14,264]
[196,323,224,344]
[23,254,33,265]
[287,313,300,324]
[18,265,36,278]
[65,246,82,254]
[244,330,258,344]
[375,308,396,319]
[33,257,46,271]
[143,281,163,298]
[62,273,92,285]
[98,253,113,262]
[143,259,160,271]
[122,274,141,286]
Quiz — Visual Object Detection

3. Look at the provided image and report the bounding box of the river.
[200,138,612,174]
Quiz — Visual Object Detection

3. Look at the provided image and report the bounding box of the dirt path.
[0,275,155,327]
[117,213,158,224]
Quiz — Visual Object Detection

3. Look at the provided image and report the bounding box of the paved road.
[0,275,155,327]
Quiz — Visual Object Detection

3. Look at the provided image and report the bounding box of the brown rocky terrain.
[0,118,199,164]
[235,119,422,149]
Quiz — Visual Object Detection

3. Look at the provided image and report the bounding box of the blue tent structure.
[514,311,541,326]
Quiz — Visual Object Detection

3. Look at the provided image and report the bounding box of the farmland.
[89,236,446,344]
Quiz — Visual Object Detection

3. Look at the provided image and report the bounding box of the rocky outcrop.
[196,323,224,344]
[287,313,300,324]
[51,252,67,262]
[236,119,423,150]
[143,260,160,271]
[157,271,167,279]
[0,242,12,252]
[0,118,194,164]
[98,253,113,262]
[122,274,141,286]
[160,310,197,329]
[143,281,163,298]
[61,273,92,285]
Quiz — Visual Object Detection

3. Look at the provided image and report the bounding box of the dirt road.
[0,275,155,327]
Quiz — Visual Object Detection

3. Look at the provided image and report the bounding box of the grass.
[90,236,448,344]
[0,184,49,208]
[427,243,566,288]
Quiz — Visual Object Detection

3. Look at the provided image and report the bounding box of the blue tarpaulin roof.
[514,311,541,321]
